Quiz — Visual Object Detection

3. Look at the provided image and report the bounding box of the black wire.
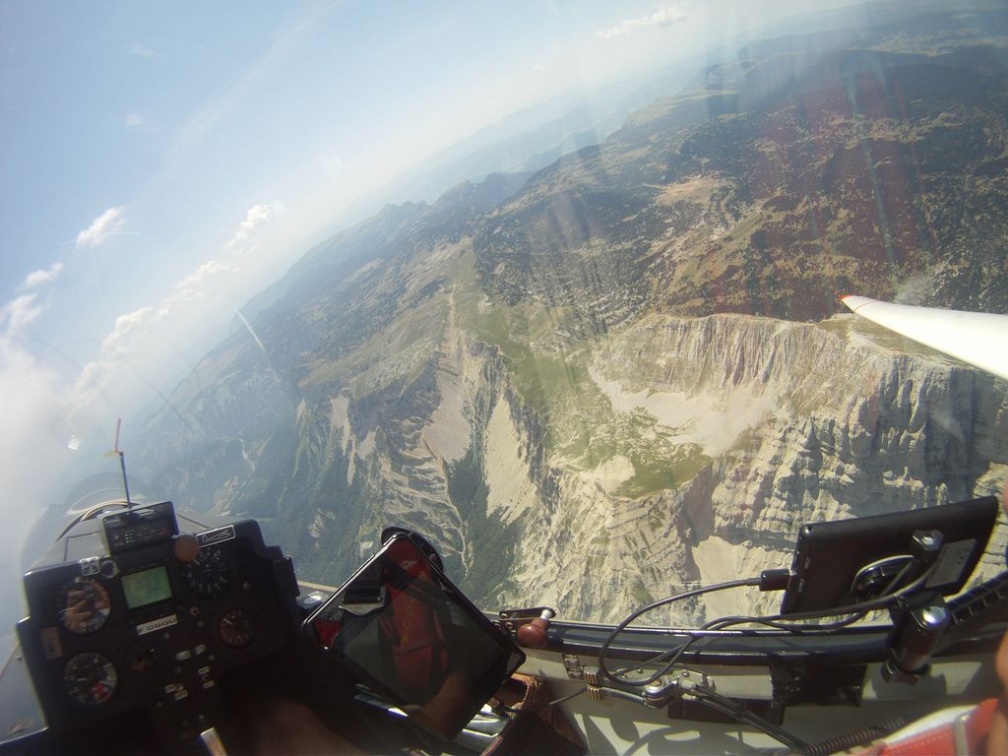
[658,564,935,703]
[598,576,761,686]
[592,561,941,747]
[602,562,933,686]
[691,687,810,750]
[547,687,587,707]
[592,561,943,750]
[704,562,938,633]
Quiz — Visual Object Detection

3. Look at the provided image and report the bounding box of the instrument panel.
[16,505,301,747]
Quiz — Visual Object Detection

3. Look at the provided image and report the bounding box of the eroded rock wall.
[304,312,1008,624]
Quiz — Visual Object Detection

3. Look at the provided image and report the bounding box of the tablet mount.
[876,529,950,684]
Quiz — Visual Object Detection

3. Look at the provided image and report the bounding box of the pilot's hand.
[63,598,93,626]
[62,589,107,629]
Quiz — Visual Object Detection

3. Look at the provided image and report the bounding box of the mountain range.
[133,4,1008,623]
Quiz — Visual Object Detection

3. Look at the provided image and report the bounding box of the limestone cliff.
[193,306,1005,626]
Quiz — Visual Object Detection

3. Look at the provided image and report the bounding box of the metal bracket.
[642,669,713,708]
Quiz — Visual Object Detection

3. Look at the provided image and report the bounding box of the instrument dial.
[58,577,111,635]
[63,652,117,705]
[218,607,256,649]
[181,546,231,599]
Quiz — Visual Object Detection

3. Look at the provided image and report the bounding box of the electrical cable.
[607,562,937,698]
[598,567,807,684]
[690,687,810,751]
[598,571,798,686]
[597,576,761,686]
[592,560,940,748]
[546,687,587,707]
[704,562,937,633]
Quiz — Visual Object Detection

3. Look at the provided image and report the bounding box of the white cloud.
[71,358,114,408]
[164,260,236,309]
[129,43,155,58]
[70,202,283,409]
[596,6,688,39]
[0,334,69,622]
[0,294,69,567]
[22,262,64,289]
[73,256,239,406]
[98,306,158,359]
[125,113,145,128]
[76,207,126,249]
[1,294,46,340]
[225,203,279,251]
[72,304,165,407]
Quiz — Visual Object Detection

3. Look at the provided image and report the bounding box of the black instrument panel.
[16,506,300,747]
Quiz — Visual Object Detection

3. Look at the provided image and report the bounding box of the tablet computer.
[780,496,999,615]
[303,532,525,738]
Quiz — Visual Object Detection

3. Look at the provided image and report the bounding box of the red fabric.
[380,539,449,701]
[869,698,999,755]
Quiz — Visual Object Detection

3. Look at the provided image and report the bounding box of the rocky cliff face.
[441,311,1008,623]
[581,314,1008,621]
[137,298,1008,624]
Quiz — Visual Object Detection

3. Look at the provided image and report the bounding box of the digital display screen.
[122,566,172,610]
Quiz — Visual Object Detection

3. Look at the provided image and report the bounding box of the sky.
[0,0,862,620]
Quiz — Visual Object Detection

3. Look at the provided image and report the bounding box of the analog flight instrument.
[63,651,117,706]
[181,546,231,599]
[58,577,111,635]
[218,607,256,649]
